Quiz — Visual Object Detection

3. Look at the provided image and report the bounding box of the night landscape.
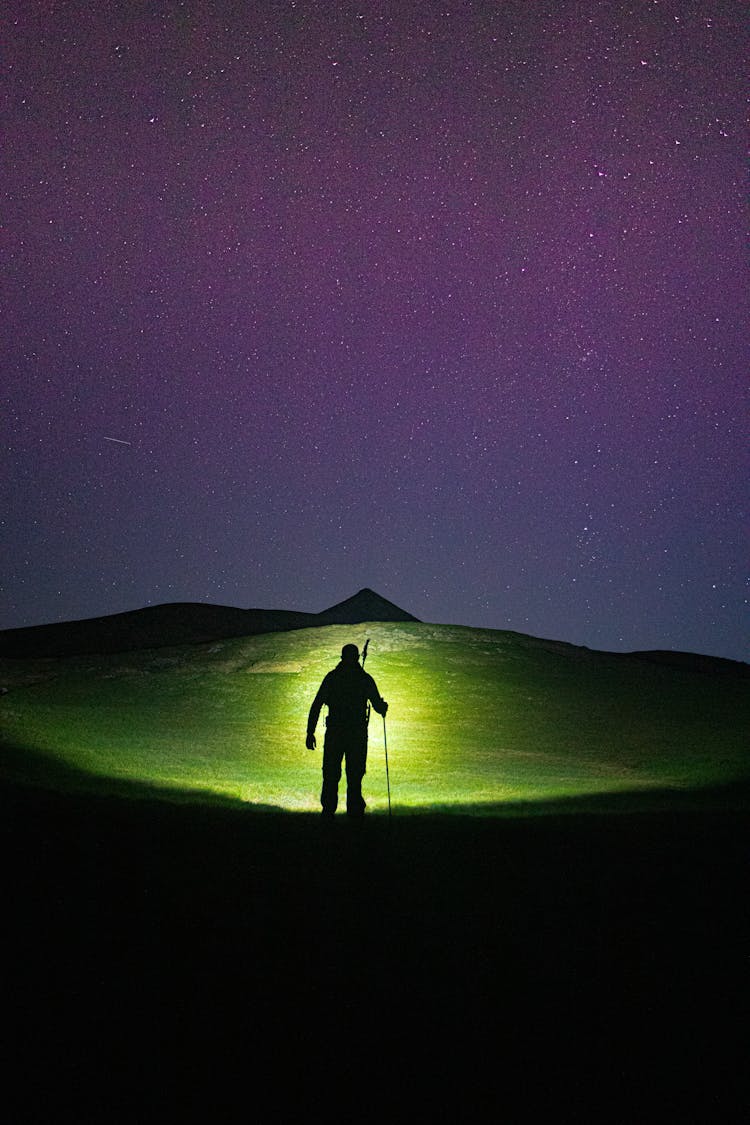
[3,2,747,1120]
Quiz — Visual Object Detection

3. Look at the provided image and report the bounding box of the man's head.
[341,643,360,665]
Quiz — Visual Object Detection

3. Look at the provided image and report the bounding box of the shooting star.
[103,436,132,445]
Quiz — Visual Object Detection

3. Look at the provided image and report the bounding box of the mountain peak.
[317,588,420,625]
[0,587,420,657]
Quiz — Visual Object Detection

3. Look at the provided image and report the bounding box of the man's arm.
[306,675,329,749]
[366,674,388,718]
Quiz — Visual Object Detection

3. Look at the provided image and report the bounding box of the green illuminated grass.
[1,621,748,812]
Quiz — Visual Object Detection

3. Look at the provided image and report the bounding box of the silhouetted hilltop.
[626,649,749,677]
[316,587,420,626]
[0,588,419,658]
[2,592,746,676]
[0,603,312,658]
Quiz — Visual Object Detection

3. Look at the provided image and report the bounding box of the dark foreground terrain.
[4,781,748,1121]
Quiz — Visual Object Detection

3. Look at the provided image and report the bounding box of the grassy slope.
[3,621,748,1117]
[1,620,747,812]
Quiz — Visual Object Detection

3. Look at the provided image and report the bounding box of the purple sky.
[3,2,747,660]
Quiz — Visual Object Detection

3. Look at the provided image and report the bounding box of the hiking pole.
[362,637,390,818]
[383,712,391,821]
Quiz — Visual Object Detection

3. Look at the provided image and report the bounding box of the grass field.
[1,620,748,813]
[2,620,748,1118]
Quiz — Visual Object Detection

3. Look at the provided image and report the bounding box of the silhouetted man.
[306,643,388,818]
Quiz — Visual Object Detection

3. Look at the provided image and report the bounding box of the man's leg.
[321,732,344,816]
[344,735,368,817]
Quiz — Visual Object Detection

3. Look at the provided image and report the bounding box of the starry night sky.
[3,2,747,661]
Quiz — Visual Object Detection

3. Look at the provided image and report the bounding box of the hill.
[2,616,747,1117]
[315,587,420,625]
[0,586,418,658]
[1,619,747,813]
